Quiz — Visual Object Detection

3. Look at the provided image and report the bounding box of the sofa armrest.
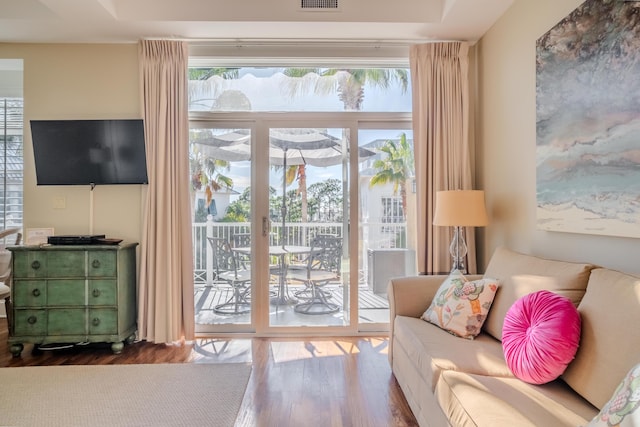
[387,274,483,366]
[388,275,447,318]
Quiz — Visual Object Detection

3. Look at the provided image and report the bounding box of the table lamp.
[433,190,489,273]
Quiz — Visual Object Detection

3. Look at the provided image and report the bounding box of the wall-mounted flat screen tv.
[31,119,149,186]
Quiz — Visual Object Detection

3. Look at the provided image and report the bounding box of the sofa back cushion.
[482,247,594,341]
[562,268,640,409]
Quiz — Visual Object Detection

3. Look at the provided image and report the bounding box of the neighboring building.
[359,137,414,249]
[193,188,239,222]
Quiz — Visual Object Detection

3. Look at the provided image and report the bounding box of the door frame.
[191,111,412,336]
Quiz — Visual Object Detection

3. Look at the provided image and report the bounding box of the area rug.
[0,363,251,427]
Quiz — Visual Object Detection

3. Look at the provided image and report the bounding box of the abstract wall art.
[536,0,640,238]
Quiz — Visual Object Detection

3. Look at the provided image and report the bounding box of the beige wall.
[0,43,145,245]
[476,0,640,274]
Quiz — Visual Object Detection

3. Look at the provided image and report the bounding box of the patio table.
[233,245,315,306]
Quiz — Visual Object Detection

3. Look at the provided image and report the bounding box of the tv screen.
[30,119,149,185]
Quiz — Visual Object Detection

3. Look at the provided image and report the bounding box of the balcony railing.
[192,216,408,286]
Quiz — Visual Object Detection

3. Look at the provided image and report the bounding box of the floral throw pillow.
[586,363,640,427]
[421,270,500,339]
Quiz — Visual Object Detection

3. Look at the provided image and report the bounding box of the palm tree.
[189,144,233,211]
[189,68,239,81]
[285,164,308,222]
[283,68,409,111]
[369,132,414,218]
[281,68,409,221]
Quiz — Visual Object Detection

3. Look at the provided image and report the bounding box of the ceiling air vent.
[300,0,340,10]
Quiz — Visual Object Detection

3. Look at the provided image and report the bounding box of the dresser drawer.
[13,252,48,278]
[88,309,118,335]
[88,252,117,277]
[13,251,89,278]
[13,310,47,336]
[47,309,86,335]
[47,279,86,306]
[46,251,86,277]
[12,251,118,278]
[88,280,117,306]
[12,280,47,308]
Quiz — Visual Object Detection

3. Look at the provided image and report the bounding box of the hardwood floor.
[0,318,418,427]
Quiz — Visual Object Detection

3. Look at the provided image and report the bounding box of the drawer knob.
[92,318,100,326]
[92,259,101,268]
[27,316,37,325]
[92,289,101,297]
[32,288,41,297]
[31,260,41,270]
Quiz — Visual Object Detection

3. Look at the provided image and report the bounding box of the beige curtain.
[137,40,194,343]
[410,42,478,275]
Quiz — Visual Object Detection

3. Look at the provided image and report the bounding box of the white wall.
[0,44,144,245]
[476,0,640,274]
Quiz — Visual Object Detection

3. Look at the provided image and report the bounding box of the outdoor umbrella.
[194,128,366,166]
[270,128,343,249]
[192,129,251,162]
[193,128,376,247]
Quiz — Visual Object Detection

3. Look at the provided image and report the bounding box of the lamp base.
[450,260,466,274]
[449,226,468,274]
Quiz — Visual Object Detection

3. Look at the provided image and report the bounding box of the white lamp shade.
[433,190,489,227]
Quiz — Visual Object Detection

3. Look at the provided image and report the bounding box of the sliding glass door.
[190,125,253,328]
[191,117,415,335]
[266,126,351,328]
[357,127,417,330]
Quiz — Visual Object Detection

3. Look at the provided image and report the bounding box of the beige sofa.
[388,246,640,427]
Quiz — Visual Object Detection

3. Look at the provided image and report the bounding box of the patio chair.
[0,228,23,331]
[288,234,342,315]
[231,233,251,248]
[207,237,251,315]
[231,233,251,269]
[290,234,336,300]
[230,233,279,295]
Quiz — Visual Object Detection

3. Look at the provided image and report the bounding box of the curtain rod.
[187,38,436,47]
[140,37,456,48]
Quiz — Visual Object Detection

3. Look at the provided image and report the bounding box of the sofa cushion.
[586,363,640,427]
[435,370,598,427]
[393,316,513,393]
[421,270,499,339]
[563,268,640,409]
[483,247,594,341]
[502,290,581,385]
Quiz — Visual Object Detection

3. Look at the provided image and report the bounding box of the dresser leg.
[111,341,124,354]
[10,343,23,357]
[126,333,136,344]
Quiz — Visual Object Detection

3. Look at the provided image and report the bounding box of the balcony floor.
[195,283,390,327]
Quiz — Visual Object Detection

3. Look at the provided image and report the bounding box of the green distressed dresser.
[7,243,138,357]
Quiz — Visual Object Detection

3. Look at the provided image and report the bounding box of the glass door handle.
[262,217,270,237]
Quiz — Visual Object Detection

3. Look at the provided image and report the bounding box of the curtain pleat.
[137,40,194,343]
[410,42,478,275]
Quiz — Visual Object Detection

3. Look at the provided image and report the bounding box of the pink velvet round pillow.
[502,290,581,385]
